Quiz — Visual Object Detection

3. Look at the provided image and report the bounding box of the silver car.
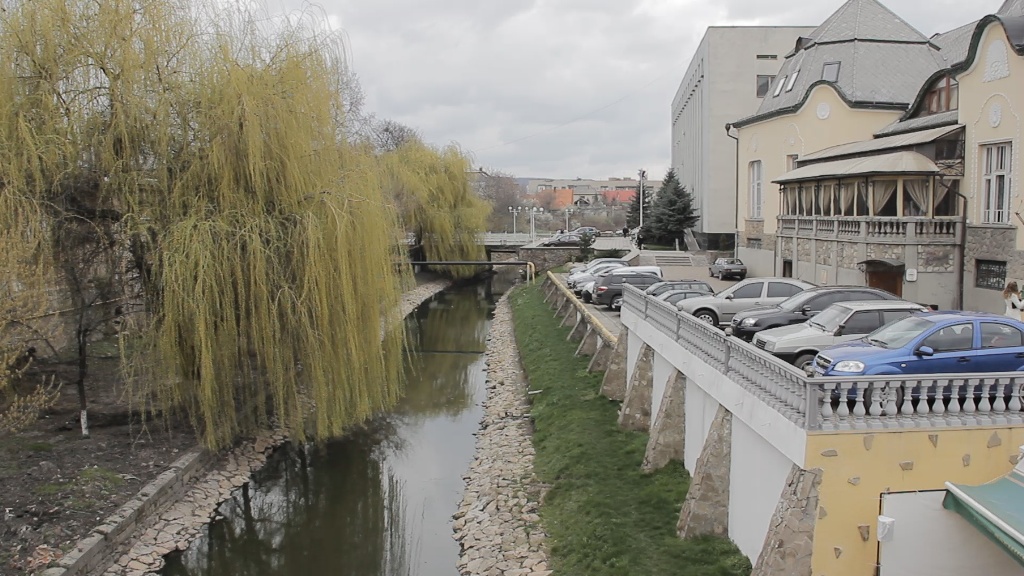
[676,277,814,327]
[709,258,747,280]
[753,301,929,372]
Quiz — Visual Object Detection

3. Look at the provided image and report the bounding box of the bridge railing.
[623,285,1024,431]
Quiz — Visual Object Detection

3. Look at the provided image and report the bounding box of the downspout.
[726,123,740,258]
[955,190,968,310]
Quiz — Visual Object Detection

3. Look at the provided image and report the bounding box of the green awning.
[943,466,1024,568]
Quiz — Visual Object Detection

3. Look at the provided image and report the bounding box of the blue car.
[813,311,1024,377]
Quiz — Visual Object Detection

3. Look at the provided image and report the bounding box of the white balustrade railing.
[622,285,1024,431]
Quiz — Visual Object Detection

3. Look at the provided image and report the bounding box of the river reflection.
[161,271,518,576]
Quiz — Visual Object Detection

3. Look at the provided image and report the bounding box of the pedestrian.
[622,225,629,238]
[637,232,645,250]
[1004,281,1023,319]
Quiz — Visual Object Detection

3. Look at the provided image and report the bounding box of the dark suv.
[594,274,660,310]
[730,286,899,341]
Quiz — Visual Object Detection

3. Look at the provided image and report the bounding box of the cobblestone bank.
[90,279,452,576]
[453,294,551,576]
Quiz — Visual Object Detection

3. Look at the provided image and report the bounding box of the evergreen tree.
[646,169,697,246]
[626,183,652,229]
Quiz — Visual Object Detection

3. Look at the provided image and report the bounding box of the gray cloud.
[270,0,1002,179]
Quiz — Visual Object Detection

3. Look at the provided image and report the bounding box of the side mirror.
[834,325,845,337]
[801,305,812,316]
[724,294,735,300]
[915,345,935,357]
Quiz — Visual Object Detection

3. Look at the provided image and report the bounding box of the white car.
[676,277,814,327]
[753,301,929,371]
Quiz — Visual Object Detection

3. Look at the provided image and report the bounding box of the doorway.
[782,259,793,278]
[862,260,904,297]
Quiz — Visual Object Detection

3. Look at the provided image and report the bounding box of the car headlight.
[762,340,775,352]
[741,318,758,327]
[832,360,865,373]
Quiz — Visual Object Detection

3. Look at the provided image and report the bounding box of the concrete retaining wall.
[42,448,214,576]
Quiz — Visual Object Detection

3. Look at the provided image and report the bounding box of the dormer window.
[785,70,800,92]
[917,76,959,117]
[822,62,841,82]
[774,76,787,97]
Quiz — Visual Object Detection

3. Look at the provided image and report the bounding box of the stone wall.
[677,406,732,539]
[837,243,860,269]
[518,247,582,272]
[918,245,955,272]
[963,225,1021,312]
[866,243,903,261]
[750,465,822,576]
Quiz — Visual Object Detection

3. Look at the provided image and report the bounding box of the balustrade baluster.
[900,383,915,416]
[820,384,835,422]
[932,380,947,420]
[977,380,992,414]
[992,380,1007,414]
[883,383,898,416]
[1009,381,1023,414]
[917,380,930,417]
[836,385,851,421]
[853,385,867,429]
[962,380,978,421]
[947,381,962,424]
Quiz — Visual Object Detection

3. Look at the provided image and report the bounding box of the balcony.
[622,285,1024,432]
[777,215,962,245]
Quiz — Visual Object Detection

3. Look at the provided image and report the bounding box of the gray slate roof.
[931,20,978,67]
[1000,0,1024,17]
[875,110,959,137]
[744,0,944,124]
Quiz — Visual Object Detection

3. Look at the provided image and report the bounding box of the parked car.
[568,261,629,290]
[572,264,662,296]
[659,290,712,306]
[812,312,1024,377]
[753,301,929,371]
[569,257,629,274]
[645,280,714,298]
[709,258,747,280]
[572,226,601,237]
[676,277,814,327]
[730,286,900,341]
[542,234,581,247]
[594,273,661,310]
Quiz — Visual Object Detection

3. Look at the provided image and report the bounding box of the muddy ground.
[1,347,197,575]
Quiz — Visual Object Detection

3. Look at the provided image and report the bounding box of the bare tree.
[368,119,422,153]
[475,170,523,231]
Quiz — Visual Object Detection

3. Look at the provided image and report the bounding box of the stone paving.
[452,293,551,576]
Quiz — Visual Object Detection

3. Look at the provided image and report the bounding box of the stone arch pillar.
[642,371,685,472]
[677,405,732,539]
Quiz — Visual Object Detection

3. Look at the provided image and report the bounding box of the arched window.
[916,76,958,117]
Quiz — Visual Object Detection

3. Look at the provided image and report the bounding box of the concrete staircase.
[642,251,709,268]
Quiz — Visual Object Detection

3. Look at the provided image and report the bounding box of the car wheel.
[694,309,718,326]
[709,269,716,278]
[793,354,816,373]
[611,295,623,311]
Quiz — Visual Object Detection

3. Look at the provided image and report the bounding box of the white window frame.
[785,70,800,92]
[773,76,787,97]
[982,142,1012,224]
[749,161,763,219]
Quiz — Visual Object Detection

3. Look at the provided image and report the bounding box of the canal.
[161,272,518,576]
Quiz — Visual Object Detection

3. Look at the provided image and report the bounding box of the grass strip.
[509,283,750,576]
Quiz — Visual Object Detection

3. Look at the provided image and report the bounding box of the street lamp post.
[508,206,523,234]
[529,207,544,239]
[564,208,573,231]
[638,169,647,229]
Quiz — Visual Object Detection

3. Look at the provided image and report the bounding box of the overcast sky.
[271,0,1003,180]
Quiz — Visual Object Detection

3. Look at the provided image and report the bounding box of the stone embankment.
[81,279,452,576]
[453,294,551,576]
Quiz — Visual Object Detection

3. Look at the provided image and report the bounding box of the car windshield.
[808,306,850,331]
[721,259,742,265]
[778,291,820,312]
[864,316,933,349]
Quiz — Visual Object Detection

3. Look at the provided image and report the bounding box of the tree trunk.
[76,327,90,438]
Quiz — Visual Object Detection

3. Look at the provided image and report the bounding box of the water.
[161,272,519,576]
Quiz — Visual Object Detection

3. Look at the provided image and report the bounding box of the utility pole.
[638,169,647,228]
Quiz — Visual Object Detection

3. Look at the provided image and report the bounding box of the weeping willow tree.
[0,0,483,448]
[382,141,489,278]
